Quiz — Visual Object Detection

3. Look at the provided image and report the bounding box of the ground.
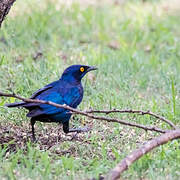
[0,0,180,179]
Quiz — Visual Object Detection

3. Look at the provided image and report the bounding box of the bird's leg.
[63,121,70,134]
[30,118,36,142]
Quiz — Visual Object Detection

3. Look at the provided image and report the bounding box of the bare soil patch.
[0,122,90,155]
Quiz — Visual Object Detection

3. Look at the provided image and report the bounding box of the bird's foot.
[69,127,91,141]
[68,126,91,133]
[70,132,78,140]
[68,127,91,140]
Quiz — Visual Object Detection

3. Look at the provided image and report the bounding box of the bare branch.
[0,91,167,133]
[105,129,180,180]
[86,109,177,129]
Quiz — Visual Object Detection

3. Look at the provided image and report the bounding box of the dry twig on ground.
[105,129,180,180]
[86,109,177,129]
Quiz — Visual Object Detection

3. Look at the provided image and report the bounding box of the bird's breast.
[61,83,83,108]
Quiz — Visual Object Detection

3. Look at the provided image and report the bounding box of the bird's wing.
[30,81,58,99]
[27,90,66,117]
[27,86,83,118]
[30,85,53,99]
[5,81,58,109]
[22,81,59,109]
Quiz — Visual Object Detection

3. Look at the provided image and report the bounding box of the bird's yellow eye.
[80,67,84,72]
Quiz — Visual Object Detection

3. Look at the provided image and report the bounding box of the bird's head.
[61,65,97,83]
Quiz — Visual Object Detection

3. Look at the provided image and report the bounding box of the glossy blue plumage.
[6,65,97,139]
[27,79,83,123]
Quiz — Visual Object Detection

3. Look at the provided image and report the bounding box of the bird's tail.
[5,102,26,108]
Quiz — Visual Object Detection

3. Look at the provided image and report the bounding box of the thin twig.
[0,91,167,133]
[86,109,177,129]
[105,129,180,180]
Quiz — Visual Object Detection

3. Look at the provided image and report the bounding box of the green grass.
[0,0,180,179]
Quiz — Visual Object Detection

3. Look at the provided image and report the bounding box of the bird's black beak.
[87,66,98,72]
